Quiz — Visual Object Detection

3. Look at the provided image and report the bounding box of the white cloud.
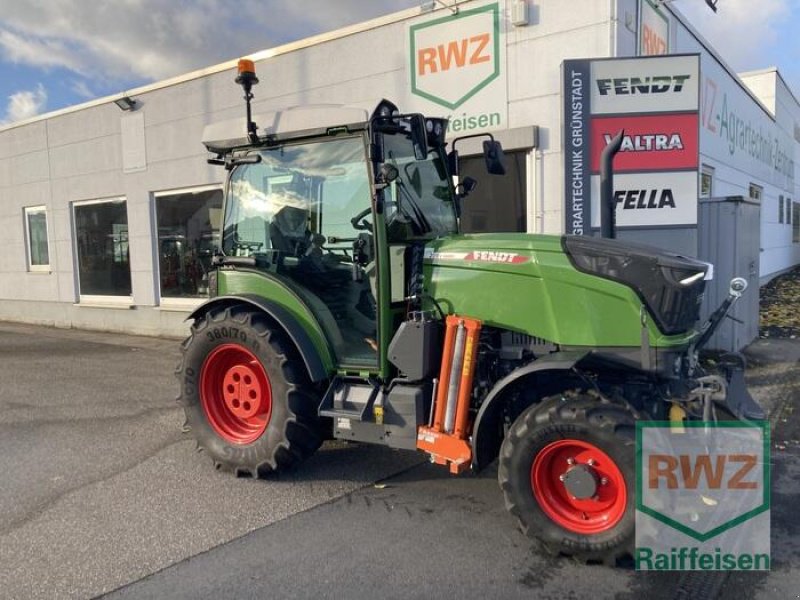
[70,80,94,99]
[0,0,419,85]
[0,29,85,73]
[677,0,789,71]
[4,84,47,123]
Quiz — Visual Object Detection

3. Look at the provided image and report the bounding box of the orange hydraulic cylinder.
[432,315,459,432]
[416,314,482,475]
[453,319,481,439]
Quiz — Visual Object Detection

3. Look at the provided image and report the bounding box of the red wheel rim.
[531,439,626,534]
[200,344,272,445]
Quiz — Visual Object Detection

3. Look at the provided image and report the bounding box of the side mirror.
[483,140,506,175]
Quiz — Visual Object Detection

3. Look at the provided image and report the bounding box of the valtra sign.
[590,114,699,172]
[409,3,502,112]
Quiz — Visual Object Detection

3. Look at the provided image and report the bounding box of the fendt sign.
[407,1,506,133]
[589,55,699,115]
[563,54,700,234]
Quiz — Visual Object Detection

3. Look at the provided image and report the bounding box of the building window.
[794,203,800,243]
[73,198,131,297]
[700,166,714,198]
[779,195,784,223]
[749,184,762,201]
[459,150,527,233]
[24,206,50,271]
[787,197,792,224]
[155,186,223,298]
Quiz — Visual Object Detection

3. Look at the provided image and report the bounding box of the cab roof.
[202,99,397,154]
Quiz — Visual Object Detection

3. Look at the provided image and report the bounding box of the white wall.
[504,0,614,233]
[740,70,800,277]
[675,10,800,280]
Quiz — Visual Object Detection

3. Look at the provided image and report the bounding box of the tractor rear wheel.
[498,392,636,564]
[177,305,323,476]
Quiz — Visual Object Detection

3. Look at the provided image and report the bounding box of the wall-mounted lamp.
[114,96,137,111]
[511,0,529,26]
[420,0,459,14]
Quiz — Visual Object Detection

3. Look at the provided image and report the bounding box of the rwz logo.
[417,34,491,75]
[409,3,500,110]
[636,422,769,543]
[648,454,758,490]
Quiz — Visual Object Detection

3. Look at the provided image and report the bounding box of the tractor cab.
[202,75,500,376]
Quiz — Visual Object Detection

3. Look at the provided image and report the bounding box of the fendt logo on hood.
[410,3,500,110]
[423,249,529,265]
[596,75,691,96]
[466,251,528,264]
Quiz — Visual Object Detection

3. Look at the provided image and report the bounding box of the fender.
[187,294,332,382]
[472,351,589,470]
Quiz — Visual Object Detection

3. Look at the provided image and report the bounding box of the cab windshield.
[222,137,370,257]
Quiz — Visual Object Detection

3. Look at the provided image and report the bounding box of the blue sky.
[0,0,798,125]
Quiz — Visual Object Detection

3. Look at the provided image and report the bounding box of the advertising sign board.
[590,55,699,115]
[700,58,795,189]
[407,1,507,134]
[563,54,700,234]
[639,0,669,56]
[590,113,699,172]
[590,171,699,228]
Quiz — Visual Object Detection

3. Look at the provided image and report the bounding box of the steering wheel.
[350,207,372,231]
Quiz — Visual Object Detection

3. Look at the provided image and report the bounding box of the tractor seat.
[270,206,310,257]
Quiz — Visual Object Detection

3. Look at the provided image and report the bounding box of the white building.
[1,0,797,337]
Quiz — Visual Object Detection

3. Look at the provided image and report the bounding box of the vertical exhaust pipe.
[600,129,624,239]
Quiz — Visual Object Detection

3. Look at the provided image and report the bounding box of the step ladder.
[318,376,380,422]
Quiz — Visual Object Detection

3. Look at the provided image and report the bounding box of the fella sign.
[407,1,506,133]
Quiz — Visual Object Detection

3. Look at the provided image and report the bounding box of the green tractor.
[177,59,763,563]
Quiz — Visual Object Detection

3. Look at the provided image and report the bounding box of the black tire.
[498,391,636,564]
[176,304,323,477]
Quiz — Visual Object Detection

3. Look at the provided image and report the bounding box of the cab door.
[223,136,379,370]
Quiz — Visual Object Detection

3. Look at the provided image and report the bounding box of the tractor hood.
[423,233,710,349]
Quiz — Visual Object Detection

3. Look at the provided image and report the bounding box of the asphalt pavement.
[0,323,423,599]
[0,322,798,599]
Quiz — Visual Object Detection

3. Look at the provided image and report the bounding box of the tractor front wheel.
[177,305,323,477]
[498,392,636,564]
